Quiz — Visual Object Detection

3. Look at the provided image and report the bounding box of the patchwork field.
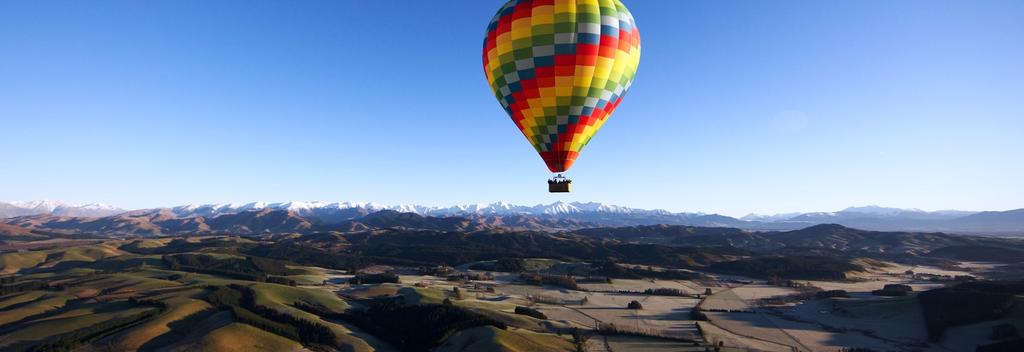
[1,237,1019,352]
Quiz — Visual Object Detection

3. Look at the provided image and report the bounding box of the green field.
[0,236,712,351]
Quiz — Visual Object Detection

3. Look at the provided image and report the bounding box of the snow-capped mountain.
[155,200,676,219]
[145,201,744,229]
[740,212,803,222]
[742,206,979,223]
[0,200,124,218]
[842,205,926,216]
[782,206,978,223]
[4,200,1020,234]
[839,206,973,219]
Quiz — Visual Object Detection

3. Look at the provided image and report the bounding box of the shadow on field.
[138,308,221,351]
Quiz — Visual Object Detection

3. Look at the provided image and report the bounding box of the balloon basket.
[549,183,571,193]
[548,175,571,193]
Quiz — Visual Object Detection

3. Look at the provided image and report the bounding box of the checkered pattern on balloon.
[483,0,641,173]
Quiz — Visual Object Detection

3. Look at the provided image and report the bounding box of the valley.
[2,211,1024,351]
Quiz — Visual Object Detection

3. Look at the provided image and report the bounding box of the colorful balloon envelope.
[483,0,641,173]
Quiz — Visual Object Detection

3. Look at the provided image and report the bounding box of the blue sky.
[1,0,1022,216]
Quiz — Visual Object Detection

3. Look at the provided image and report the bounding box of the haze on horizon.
[2,0,1022,216]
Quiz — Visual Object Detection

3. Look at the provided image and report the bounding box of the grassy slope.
[248,283,390,352]
[190,322,304,352]
[398,286,447,305]
[0,290,48,310]
[0,300,156,349]
[1,243,126,274]
[0,293,74,326]
[47,244,125,263]
[106,288,214,350]
[251,282,348,312]
[72,273,183,296]
[437,326,575,352]
[1,240,578,352]
[129,238,171,249]
[0,251,48,274]
[126,267,386,351]
[343,284,401,299]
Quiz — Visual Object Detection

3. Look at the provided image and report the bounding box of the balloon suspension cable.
[548,174,571,182]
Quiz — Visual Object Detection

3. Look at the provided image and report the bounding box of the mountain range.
[5,203,1024,265]
[0,200,124,218]
[1,200,1022,235]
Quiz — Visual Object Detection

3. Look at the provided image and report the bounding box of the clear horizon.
[3,1,1022,216]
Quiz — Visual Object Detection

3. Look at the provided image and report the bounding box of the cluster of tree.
[926,245,1024,263]
[204,285,336,347]
[292,301,344,318]
[162,254,298,285]
[574,224,749,242]
[164,253,297,275]
[643,288,691,296]
[416,265,455,276]
[603,243,750,268]
[690,306,708,321]
[127,296,170,309]
[161,273,183,281]
[815,290,850,299]
[872,284,913,297]
[247,256,299,276]
[576,276,613,284]
[350,272,400,285]
[627,300,644,310]
[514,306,547,320]
[0,280,47,295]
[526,294,563,305]
[235,228,766,282]
[468,258,526,273]
[708,255,860,280]
[332,229,746,270]
[445,272,492,282]
[589,260,703,280]
[570,328,590,352]
[121,237,252,255]
[976,338,1024,352]
[519,273,579,290]
[594,322,694,342]
[244,242,369,272]
[25,299,165,352]
[341,297,508,352]
[918,280,1022,341]
[991,323,1019,340]
[614,288,693,297]
[265,276,297,286]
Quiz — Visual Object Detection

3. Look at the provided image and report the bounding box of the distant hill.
[1,208,591,237]
[577,223,1024,258]
[6,204,1024,261]
[925,245,1024,262]
[0,223,34,236]
[745,206,1024,235]
[2,209,313,236]
[940,209,1024,233]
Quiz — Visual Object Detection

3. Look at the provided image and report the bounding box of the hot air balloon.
[483,0,641,192]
